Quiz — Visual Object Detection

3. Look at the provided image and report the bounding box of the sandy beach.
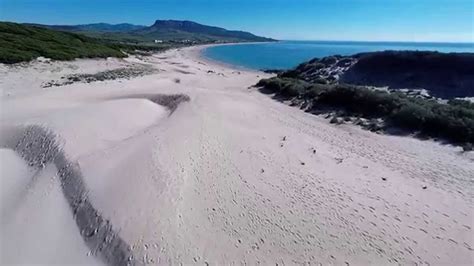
[1,46,473,265]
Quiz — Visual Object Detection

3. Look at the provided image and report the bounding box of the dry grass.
[149,94,190,113]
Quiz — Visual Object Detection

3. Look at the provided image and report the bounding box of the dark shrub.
[316,85,400,117]
[463,143,473,152]
[390,102,433,130]
[280,70,299,78]
[256,76,474,145]
[304,84,331,98]
[448,99,474,109]
[256,77,309,97]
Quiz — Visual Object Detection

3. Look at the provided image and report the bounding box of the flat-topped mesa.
[280,51,474,99]
[139,19,276,42]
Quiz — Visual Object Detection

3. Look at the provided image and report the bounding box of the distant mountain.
[2,19,274,63]
[29,20,276,43]
[135,20,275,42]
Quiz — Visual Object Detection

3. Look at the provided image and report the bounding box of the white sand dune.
[0,46,473,265]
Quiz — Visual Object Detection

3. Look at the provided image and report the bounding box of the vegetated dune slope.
[342,51,474,99]
[285,51,474,99]
[0,46,473,265]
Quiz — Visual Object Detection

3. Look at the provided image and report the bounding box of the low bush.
[317,85,401,116]
[256,77,309,97]
[256,77,474,145]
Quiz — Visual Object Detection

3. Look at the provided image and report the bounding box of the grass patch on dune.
[150,94,191,113]
[257,77,474,146]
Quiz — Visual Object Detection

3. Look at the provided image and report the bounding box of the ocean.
[202,41,474,70]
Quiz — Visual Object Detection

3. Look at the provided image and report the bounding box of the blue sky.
[1,0,473,42]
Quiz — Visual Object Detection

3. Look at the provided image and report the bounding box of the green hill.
[256,51,474,147]
[31,20,276,44]
[0,20,275,64]
[0,22,126,64]
[133,20,276,42]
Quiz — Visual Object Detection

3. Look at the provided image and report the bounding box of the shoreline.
[185,41,282,72]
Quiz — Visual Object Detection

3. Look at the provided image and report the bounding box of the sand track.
[0,95,189,265]
[1,46,473,265]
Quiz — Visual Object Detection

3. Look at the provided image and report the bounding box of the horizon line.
[278,39,474,45]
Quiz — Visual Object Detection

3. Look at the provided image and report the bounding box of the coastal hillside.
[282,51,474,99]
[257,51,474,147]
[1,18,275,64]
[0,22,126,64]
[31,20,276,43]
[343,51,474,99]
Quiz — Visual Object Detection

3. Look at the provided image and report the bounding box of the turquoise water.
[202,41,474,70]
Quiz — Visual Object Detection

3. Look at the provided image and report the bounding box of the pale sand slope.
[0,46,473,265]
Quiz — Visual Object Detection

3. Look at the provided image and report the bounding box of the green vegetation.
[343,51,474,99]
[0,22,178,64]
[133,20,275,43]
[1,19,272,64]
[104,42,173,55]
[257,77,474,145]
[32,20,275,45]
[281,51,474,99]
[0,22,127,64]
